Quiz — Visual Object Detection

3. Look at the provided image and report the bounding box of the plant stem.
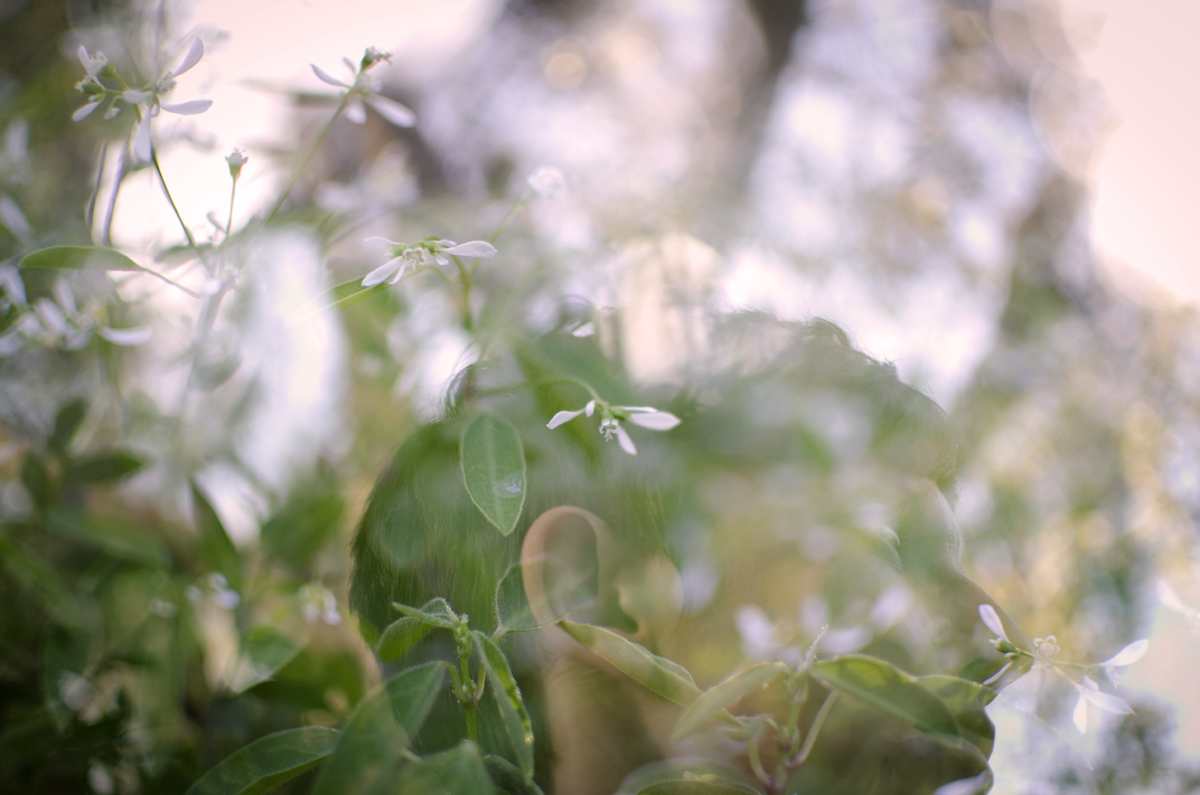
[264,93,349,225]
[790,691,837,769]
[152,150,199,251]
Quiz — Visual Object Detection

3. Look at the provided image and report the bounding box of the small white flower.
[527,165,566,198]
[311,48,415,128]
[120,38,213,162]
[1071,674,1133,733]
[78,45,108,77]
[1157,579,1200,635]
[547,400,680,455]
[361,237,497,287]
[225,147,248,178]
[299,584,342,625]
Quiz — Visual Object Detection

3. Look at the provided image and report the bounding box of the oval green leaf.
[809,655,959,741]
[673,661,788,740]
[19,245,143,271]
[559,620,700,707]
[483,754,545,795]
[66,450,146,484]
[461,413,526,536]
[473,631,534,773]
[377,616,434,661]
[397,740,496,795]
[183,726,339,795]
[226,627,302,694]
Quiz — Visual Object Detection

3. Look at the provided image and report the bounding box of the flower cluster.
[298,583,342,625]
[362,237,497,286]
[73,39,212,163]
[0,269,151,356]
[547,399,680,455]
[978,604,1147,733]
[311,48,416,128]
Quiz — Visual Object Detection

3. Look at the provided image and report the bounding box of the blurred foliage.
[0,0,1198,792]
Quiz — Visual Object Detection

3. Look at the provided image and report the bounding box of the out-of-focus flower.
[120,38,212,162]
[548,399,680,455]
[299,583,342,625]
[361,237,497,286]
[311,48,415,128]
[225,148,248,179]
[1158,579,1200,634]
[1071,674,1133,733]
[0,278,152,356]
[527,165,566,198]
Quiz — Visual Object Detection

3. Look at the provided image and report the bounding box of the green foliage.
[461,413,527,536]
[184,727,340,795]
[18,245,143,271]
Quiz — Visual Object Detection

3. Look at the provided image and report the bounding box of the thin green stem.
[264,93,350,224]
[747,729,772,790]
[790,691,837,769]
[488,192,530,246]
[452,255,473,332]
[151,150,198,251]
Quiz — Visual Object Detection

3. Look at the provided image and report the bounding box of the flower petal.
[161,99,212,115]
[132,112,153,162]
[364,237,400,246]
[171,38,205,78]
[978,604,1009,642]
[345,97,367,124]
[628,411,680,431]
[123,89,151,104]
[615,424,637,455]
[387,263,409,285]
[1082,688,1133,715]
[981,660,1012,686]
[1157,579,1191,614]
[73,101,101,121]
[585,400,595,416]
[98,325,153,346]
[1073,691,1088,733]
[362,257,403,287]
[77,45,90,68]
[444,240,496,259]
[547,409,585,429]
[312,64,350,88]
[365,95,416,128]
[1101,639,1148,668]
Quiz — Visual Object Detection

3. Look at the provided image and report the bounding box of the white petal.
[1157,580,1191,614]
[53,280,76,315]
[345,97,367,124]
[1101,639,1148,668]
[585,400,595,416]
[0,265,26,305]
[933,771,991,795]
[364,237,400,247]
[387,263,409,285]
[362,257,402,287]
[978,604,1009,642]
[122,89,150,104]
[34,299,70,335]
[311,64,350,88]
[1073,692,1088,733]
[365,95,416,128]
[615,424,637,455]
[619,406,659,413]
[342,57,357,75]
[628,411,681,431]
[547,409,585,429]
[444,240,496,259]
[161,99,212,115]
[73,101,101,121]
[981,660,1012,686]
[98,325,153,346]
[132,113,153,162]
[171,38,205,78]
[1082,688,1133,715]
[77,45,90,68]
[0,195,31,240]
[104,105,121,120]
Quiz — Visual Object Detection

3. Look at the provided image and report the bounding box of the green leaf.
[460,413,526,536]
[183,726,339,795]
[472,631,534,774]
[0,534,80,627]
[20,453,54,510]
[48,398,87,456]
[483,754,545,795]
[673,661,789,740]
[19,245,143,272]
[46,510,168,565]
[66,450,146,484]
[377,617,434,661]
[637,782,763,795]
[809,655,960,741]
[393,597,458,628]
[226,627,302,693]
[261,474,343,570]
[287,278,389,326]
[920,675,998,759]
[192,482,241,590]
[312,662,445,795]
[621,760,765,795]
[558,620,700,707]
[396,741,496,795]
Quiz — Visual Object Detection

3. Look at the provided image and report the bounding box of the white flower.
[1071,674,1133,733]
[299,584,342,625]
[311,49,415,128]
[225,147,248,178]
[1157,579,1200,634]
[0,279,152,355]
[527,165,566,198]
[547,400,680,455]
[78,45,108,77]
[119,38,213,162]
[361,237,497,287]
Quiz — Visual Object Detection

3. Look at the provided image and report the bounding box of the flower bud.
[225,147,248,179]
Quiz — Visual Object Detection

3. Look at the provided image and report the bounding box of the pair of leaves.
[378,598,459,660]
[186,663,447,795]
